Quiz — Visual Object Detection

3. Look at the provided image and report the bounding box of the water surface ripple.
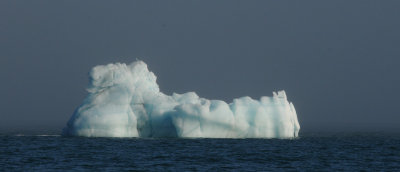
[0,133,399,171]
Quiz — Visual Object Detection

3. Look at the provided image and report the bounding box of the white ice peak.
[63,61,300,138]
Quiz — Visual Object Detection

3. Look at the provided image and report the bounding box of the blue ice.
[63,61,300,138]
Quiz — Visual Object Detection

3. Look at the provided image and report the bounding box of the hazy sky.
[1,1,399,133]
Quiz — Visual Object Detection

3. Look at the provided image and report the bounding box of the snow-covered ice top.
[63,61,300,138]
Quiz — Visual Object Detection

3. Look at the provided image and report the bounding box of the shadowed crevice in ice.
[62,60,300,138]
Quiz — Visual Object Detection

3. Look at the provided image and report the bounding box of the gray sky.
[1,1,399,134]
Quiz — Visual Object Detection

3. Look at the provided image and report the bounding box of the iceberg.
[62,61,300,138]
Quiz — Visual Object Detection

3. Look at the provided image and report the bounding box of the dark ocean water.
[1,133,399,171]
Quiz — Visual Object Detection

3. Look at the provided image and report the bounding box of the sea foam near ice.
[63,61,300,138]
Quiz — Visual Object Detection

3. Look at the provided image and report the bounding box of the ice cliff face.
[63,61,300,138]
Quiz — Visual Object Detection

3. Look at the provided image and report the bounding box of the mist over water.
[1,1,400,133]
[1,1,400,171]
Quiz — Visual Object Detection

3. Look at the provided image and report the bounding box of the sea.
[1,132,399,171]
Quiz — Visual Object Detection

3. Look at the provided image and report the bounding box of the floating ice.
[62,61,300,138]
